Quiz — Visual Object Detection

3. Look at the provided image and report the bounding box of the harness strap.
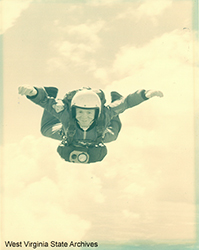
[62,88,107,145]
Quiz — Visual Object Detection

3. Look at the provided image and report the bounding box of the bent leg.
[103,91,123,143]
[103,115,122,143]
[41,110,63,141]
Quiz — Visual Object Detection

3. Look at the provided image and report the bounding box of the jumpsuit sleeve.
[27,87,66,120]
[106,89,148,120]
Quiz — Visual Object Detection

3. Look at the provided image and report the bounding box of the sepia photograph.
[1,0,199,249]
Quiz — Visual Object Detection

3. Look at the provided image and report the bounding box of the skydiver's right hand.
[18,85,37,97]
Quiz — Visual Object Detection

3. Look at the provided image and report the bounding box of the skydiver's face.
[75,108,95,129]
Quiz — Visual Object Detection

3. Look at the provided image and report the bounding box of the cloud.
[2,136,105,241]
[0,0,32,34]
[67,21,104,47]
[85,0,122,6]
[122,210,140,220]
[137,0,173,17]
[102,28,196,209]
[58,41,94,64]
[93,68,109,82]
[2,120,196,243]
[124,182,146,196]
[116,0,172,22]
[102,29,194,140]
[52,20,104,67]
[112,30,192,78]
[3,179,91,241]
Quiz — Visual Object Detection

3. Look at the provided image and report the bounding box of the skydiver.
[18,85,163,164]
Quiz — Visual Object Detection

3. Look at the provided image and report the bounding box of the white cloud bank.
[0,0,32,34]
[112,30,192,78]
[50,20,105,68]
[47,20,106,77]
[137,0,173,17]
[2,136,105,243]
[1,118,196,244]
[117,0,172,22]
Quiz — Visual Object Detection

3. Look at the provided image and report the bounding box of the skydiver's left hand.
[145,90,164,99]
[18,85,37,97]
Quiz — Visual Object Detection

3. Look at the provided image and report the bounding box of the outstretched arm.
[107,89,163,119]
[18,85,66,118]
[18,85,65,140]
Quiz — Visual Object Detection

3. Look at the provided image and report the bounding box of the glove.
[18,85,37,97]
[145,90,164,99]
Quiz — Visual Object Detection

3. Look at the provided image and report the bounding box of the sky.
[1,0,198,249]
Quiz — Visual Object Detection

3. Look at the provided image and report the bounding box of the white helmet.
[71,89,101,108]
[71,89,102,117]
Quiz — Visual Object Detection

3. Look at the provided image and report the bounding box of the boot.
[111,91,123,102]
[44,87,58,98]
